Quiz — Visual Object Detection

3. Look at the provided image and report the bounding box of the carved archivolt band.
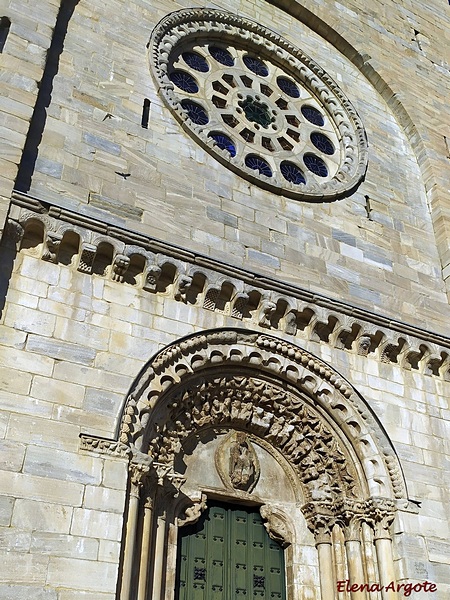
[118,328,407,502]
[149,9,368,201]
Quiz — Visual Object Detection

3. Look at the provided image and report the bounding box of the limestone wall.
[13,0,450,329]
[0,0,449,598]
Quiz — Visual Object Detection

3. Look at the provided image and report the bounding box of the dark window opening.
[141,99,150,128]
[0,16,11,53]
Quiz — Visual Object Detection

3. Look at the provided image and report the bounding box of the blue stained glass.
[170,70,199,93]
[209,46,234,67]
[280,161,306,184]
[209,132,237,157]
[243,55,269,77]
[245,154,272,177]
[182,51,209,73]
[301,105,325,126]
[303,153,328,177]
[181,100,209,125]
[277,77,300,98]
[311,132,335,155]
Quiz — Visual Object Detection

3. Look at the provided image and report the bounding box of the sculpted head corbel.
[260,505,292,548]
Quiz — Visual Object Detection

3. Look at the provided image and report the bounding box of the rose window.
[150,10,368,202]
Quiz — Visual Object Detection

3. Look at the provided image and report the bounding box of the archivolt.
[118,328,407,501]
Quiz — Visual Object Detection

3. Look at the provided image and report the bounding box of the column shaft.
[120,493,140,600]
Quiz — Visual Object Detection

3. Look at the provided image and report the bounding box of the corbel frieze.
[6,192,450,380]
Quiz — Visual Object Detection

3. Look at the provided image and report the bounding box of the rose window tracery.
[150,10,368,202]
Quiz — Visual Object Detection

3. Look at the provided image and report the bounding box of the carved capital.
[143,264,161,292]
[4,219,24,249]
[366,497,396,540]
[302,501,337,545]
[129,458,152,498]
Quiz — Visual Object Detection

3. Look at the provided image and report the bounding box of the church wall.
[16,0,450,330]
[0,0,449,598]
[0,243,449,597]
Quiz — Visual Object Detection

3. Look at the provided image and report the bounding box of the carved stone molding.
[79,433,132,458]
[8,193,450,381]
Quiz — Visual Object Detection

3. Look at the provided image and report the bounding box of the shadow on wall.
[14,0,80,193]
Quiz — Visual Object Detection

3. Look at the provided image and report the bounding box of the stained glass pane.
[303,153,328,177]
[182,51,209,72]
[311,132,335,155]
[280,161,306,184]
[245,154,272,177]
[301,105,325,126]
[243,55,269,77]
[209,132,237,157]
[181,100,209,125]
[277,76,300,98]
[209,46,234,67]
[170,70,199,93]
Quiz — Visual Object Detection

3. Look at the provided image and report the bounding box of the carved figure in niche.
[216,431,260,493]
[229,433,257,491]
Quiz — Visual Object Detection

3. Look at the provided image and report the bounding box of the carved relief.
[147,374,359,503]
[215,431,260,493]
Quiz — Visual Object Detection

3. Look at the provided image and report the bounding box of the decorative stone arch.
[114,329,407,600]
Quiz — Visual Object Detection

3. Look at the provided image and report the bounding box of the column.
[120,461,150,600]
[137,493,155,600]
[314,521,336,600]
[343,514,367,600]
[371,499,398,600]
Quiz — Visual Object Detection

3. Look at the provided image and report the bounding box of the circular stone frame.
[149,9,369,202]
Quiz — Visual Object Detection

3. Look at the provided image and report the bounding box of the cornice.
[6,191,450,379]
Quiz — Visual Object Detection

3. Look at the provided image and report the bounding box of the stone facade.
[0,0,449,599]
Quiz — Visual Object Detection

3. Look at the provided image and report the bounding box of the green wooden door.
[175,502,286,600]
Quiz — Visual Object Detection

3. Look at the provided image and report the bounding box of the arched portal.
[114,329,407,600]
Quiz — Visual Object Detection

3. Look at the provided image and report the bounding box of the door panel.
[175,502,286,600]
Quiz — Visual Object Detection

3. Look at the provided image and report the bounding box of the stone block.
[0,496,14,526]
[83,485,126,513]
[46,557,118,592]
[70,507,123,541]
[98,539,121,563]
[31,376,85,408]
[0,345,54,376]
[0,470,83,506]
[58,591,114,600]
[0,439,26,471]
[26,334,96,366]
[30,532,98,559]
[427,539,450,564]
[53,318,110,352]
[52,361,132,394]
[101,459,128,491]
[0,527,31,552]
[0,365,32,395]
[247,248,280,269]
[7,414,81,452]
[52,404,117,438]
[0,585,57,600]
[12,499,73,534]
[0,552,48,584]
[0,390,53,419]
[23,446,102,486]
